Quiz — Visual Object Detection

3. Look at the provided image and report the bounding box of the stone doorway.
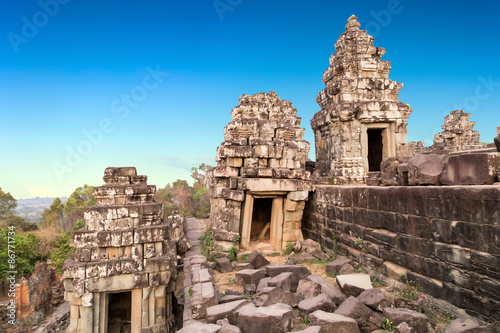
[107,291,132,333]
[251,198,273,242]
[367,128,384,171]
[241,193,284,251]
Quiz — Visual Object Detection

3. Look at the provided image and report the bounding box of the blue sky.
[1,0,499,199]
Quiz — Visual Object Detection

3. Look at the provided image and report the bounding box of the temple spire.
[345,14,361,31]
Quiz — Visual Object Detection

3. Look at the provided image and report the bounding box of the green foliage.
[329,176,335,185]
[228,246,237,261]
[382,317,395,332]
[188,286,192,298]
[64,185,95,231]
[328,272,340,278]
[398,274,421,300]
[0,187,17,222]
[355,237,363,248]
[50,220,84,273]
[307,258,330,265]
[300,311,310,324]
[239,253,250,262]
[355,267,366,273]
[200,228,215,261]
[0,229,48,284]
[282,242,294,256]
[1,215,38,232]
[370,276,386,287]
[155,163,213,219]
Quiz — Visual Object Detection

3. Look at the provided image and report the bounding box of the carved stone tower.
[311,15,413,184]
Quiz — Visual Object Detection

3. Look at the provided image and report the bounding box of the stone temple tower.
[209,91,312,251]
[311,15,413,184]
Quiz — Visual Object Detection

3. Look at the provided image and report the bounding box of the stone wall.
[303,185,500,320]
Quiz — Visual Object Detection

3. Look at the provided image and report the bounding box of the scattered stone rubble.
[62,167,189,333]
[311,15,412,184]
[179,248,492,333]
[209,91,312,251]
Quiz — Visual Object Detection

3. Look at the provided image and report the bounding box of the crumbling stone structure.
[431,110,486,152]
[62,167,184,333]
[209,91,312,250]
[311,15,413,184]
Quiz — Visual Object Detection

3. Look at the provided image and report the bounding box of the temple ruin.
[62,167,184,333]
[209,91,312,251]
[431,109,486,152]
[311,15,412,185]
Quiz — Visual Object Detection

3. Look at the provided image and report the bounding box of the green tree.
[40,197,64,230]
[172,179,194,216]
[155,183,178,218]
[0,188,17,222]
[64,185,95,231]
[1,216,38,232]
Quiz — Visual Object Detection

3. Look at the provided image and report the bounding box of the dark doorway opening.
[251,198,273,241]
[367,129,383,171]
[108,291,131,333]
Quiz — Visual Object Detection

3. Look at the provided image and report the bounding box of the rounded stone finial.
[345,14,361,31]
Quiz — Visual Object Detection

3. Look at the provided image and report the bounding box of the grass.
[355,237,364,248]
[238,253,250,262]
[397,274,421,301]
[382,317,395,332]
[370,276,385,287]
[282,242,294,256]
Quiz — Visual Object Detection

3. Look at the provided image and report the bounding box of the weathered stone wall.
[432,110,486,152]
[303,185,500,320]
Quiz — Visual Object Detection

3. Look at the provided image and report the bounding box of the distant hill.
[16,197,67,223]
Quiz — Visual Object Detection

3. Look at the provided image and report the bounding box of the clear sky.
[1,0,499,199]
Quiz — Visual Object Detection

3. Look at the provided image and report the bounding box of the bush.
[0,229,48,284]
[50,220,84,273]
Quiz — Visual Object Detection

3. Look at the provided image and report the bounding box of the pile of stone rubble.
[179,251,492,333]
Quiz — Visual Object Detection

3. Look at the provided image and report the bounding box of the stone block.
[306,274,345,305]
[433,242,471,268]
[336,274,373,297]
[288,191,308,201]
[296,279,321,300]
[309,310,360,333]
[407,154,447,185]
[298,293,335,314]
[235,269,266,286]
[325,258,352,275]
[248,251,270,269]
[357,288,391,312]
[253,287,300,307]
[335,296,382,332]
[236,303,293,333]
[442,153,500,185]
[383,308,435,333]
[222,189,245,202]
[268,272,299,292]
[206,299,250,325]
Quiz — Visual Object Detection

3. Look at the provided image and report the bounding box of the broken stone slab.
[336,274,373,297]
[289,327,322,333]
[214,229,240,242]
[288,252,315,263]
[335,296,383,333]
[256,277,271,293]
[309,310,360,333]
[307,274,346,305]
[216,257,233,273]
[325,258,352,275]
[443,316,492,333]
[383,308,435,333]
[253,287,300,307]
[235,269,266,286]
[268,272,299,292]
[381,156,412,186]
[298,293,335,315]
[206,299,250,325]
[407,154,447,185]
[247,250,270,269]
[265,264,311,280]
[219,294,247,304]
[441,153,500,185]
[394,322,414,333]
[177,321,221,333]
[218,323,242,333]
[357,288,391,312]
[295,279,321,300]
[244,283,256,295]
[190,282,217,320]
[236,303,293,333]
[339,264,355,275]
